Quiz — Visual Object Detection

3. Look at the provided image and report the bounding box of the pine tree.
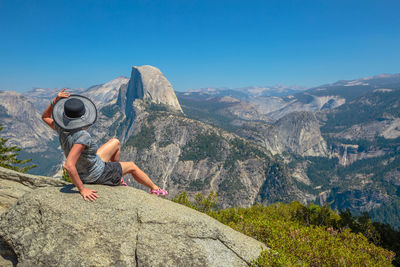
[0,124,36,173]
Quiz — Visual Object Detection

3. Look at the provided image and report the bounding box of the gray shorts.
[89,162,122,186]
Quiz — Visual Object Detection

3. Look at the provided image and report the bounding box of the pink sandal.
[120,178,128,186]
[150,188,168,196]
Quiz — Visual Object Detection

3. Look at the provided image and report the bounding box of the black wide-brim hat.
[52,94,97,131]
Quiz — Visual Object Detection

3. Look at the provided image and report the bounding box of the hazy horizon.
[3,70,400,94]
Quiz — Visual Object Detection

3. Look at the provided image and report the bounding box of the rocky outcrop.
[234,112,328,157]
[0,167,67,214]
[124,65,183,113]
[273,111,328,156]
[83,76,129,108]
[263,94,345,121]
[0,183,265,266]
[0,167,68,266]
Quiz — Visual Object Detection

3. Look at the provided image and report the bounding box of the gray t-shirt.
[55,125,105,183]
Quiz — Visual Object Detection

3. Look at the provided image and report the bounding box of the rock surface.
[0,184,265,266]
[0,167,67,214]
[232,112,328,157]
[0,167,68,266]
[0,91,55,153]
[83,76,129,109]
[125,65,183,112]
[272,111,328,156]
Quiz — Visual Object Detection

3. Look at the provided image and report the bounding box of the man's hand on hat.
[53,88,70,105]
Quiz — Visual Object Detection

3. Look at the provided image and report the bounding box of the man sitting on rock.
[41,89,168,201]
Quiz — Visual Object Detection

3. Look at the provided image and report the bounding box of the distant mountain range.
[178,73,400,125]
[178,72,400,226]
[186,85,306,98]
[1,69,400,226]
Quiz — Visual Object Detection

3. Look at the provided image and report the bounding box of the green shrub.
[212,204,394,266]
[252,227,393,266]
[293,203,341,228]
[172,191,218,214]
[173,192,395,266]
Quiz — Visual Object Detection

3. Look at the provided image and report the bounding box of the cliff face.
[107,101,306,208]
[83,76,129,108]
[0,91,55,152]
[232,112,328,157]
[125,65,182,113]
[273,111,328,156]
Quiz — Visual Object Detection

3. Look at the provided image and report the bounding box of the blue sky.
[0,0,399,92]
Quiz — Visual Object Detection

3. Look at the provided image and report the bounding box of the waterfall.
[342,146,348,165]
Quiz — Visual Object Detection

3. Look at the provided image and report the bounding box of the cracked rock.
[0,184,265,266]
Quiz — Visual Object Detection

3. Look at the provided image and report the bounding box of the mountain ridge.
[2,68,400,226]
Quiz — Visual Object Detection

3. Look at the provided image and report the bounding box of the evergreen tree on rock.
[0,124,36,173]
